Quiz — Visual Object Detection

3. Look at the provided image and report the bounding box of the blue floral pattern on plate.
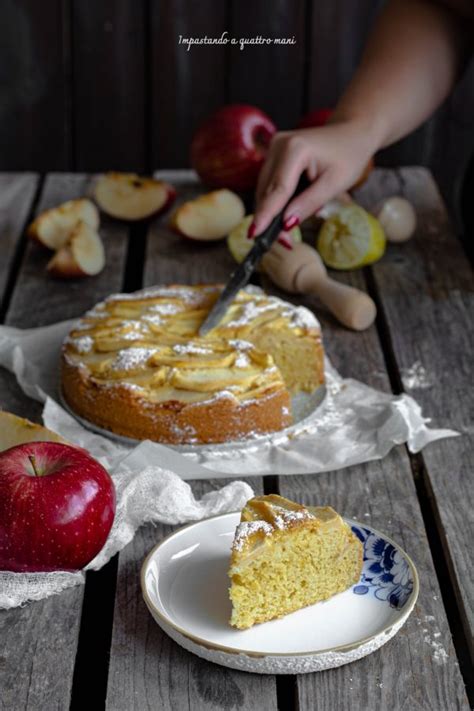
[351,525,413,609]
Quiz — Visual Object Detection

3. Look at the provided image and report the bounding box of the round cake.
[61,284,325,444]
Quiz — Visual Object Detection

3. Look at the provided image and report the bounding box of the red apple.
[297,108,374,189]
[191,104,276,192]
[0,442,116,572]
[297,108,333,130]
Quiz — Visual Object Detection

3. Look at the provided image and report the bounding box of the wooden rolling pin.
[262,242,377,331]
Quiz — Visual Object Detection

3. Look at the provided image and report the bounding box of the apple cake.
[229,495,363,629]
[61,284,324,444]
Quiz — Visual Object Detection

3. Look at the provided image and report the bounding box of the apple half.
[28,199,99,250]
[0,411,67,453]
[47,221,105,279]
[94,172,176,221]
[170,189,245,241]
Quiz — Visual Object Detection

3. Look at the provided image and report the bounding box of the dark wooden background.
[1,0,473,226]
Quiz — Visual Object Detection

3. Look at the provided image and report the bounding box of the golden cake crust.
[61,358,291,444]
[61,284,324,444]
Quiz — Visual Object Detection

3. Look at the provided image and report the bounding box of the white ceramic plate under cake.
[141,512,419,674]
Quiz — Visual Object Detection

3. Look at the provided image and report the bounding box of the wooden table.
[0,168,472,710]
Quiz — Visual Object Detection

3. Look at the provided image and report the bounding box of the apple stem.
[28,455,41,477]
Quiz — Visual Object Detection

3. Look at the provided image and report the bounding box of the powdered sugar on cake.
[227,301,280,327]
[121,329,147,341]
[234,352,251,368]
[229,339,254,351]
[273,509,313,529]
[148,302,183,315]
[233,521,274,551]
[142,313,164,326]
[290,306,320,330]
[67,335,93,353]
[173,343,213,355]
[232,507,316,552]
[111,347,155,371]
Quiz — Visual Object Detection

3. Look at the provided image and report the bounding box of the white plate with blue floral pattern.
[141,512,419,674]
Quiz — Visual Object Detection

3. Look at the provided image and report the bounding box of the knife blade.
[198,211,285,336]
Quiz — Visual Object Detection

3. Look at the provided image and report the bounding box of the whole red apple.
[297,107,374,189]
[191,104,276,192]
[0,442,116,572]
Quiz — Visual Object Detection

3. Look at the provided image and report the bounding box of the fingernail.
[279,235,293,250]
[247,222,257,240]
[283,215,299,231]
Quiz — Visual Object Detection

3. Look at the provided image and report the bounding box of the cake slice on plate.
[228,495,363,629]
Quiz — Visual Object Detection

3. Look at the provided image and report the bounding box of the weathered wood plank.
[144,176,236,286]
[106,196,277,709]
[0,173,130,711]
[150,2,228,168]
[0,583,87,711]
[280,457,469,711]
[72,0,146,171]
[0,173,39,311]
[263,264,469,708]
[359,167,474,659]
[106,480,278,711]
[7,173,129,325]
[0,0,71,170]
[229,0,306,128]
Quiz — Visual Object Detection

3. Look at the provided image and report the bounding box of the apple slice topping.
[94,172,176,221]
[170,189,245,241]
[28,198,99,250]
[47,221,105,278]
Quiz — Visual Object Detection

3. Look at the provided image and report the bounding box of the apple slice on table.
[47,221,105,278]
[0,411,67,452]
[94,172,176,221]
[28,199,99,250]
[170,189,245,241]
[0,441,115,572]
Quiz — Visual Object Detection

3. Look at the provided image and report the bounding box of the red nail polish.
[247,222,256,240]
[283,215,299,231]
[279,235,293,250]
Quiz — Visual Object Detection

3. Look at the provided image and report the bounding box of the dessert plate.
[141,512,419,674]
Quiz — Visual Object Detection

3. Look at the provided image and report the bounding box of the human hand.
[248,119,377,240]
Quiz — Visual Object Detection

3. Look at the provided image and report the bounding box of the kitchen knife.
[199,176,309,337]
[198,211,285,336]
